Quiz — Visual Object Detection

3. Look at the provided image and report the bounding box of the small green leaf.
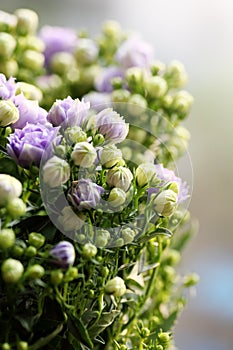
[67,312,94,349]
[88,311,120,338]
[137,227,173,243]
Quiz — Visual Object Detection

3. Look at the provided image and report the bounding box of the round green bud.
[112,89,130,103]
[18,35,45,53]
[136,163,158,187]
[155,346,163,350]
[28,232,45,249]
[17,341,28,350]
[141,327,150,338]
[82,243,97,259]
[16,82,43,102]
[125,67,145,89]
[128,94,147,116]
[71,142,97,168]
[43,156,70,188]
[87,289,95,298]
[122,227,135,244]
[0,174,22,207]
[183,273,200,287]
[0,99,19,127]
[100,266,109,278]
[113,238,124,247]
[1,343,11,350]
[93,133,105,146]
[50,52,76,75]
[64,126,87,144]
[0,229,15,250]
[21,50,44,70]
[107,166,133,192]
[64,267,78,282]
[105,276,126,297]
[1,258,24,283]
[0,60,18,77]
[50,270,64,285]
[11,244,24,258]
[0,32,16,59]
[153,189,177,217]
[102,20,121,38]
[150,60,166,75]
[100,145,124,169]
[15,9,39,35]
[24,246,37,258]
[145,76,168,98]
[25,265,44,280]
[6,198,26,219]
[158,332,170,348]
[108,187,126,207]
[95,232,109,248]
[165,60,187,88]
[171,91,194,118]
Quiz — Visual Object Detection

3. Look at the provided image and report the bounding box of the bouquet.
[0,8,198,350]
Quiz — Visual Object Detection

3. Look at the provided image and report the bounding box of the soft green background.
[1,1,233,349]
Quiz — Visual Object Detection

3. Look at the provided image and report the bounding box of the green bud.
[164,249,181,266]
[125,67,145,89]
[0,60,18,77]
[0,10,17,33]
[6,198,26,219]
[165,60,187,88]
[74,38,98,65]
[102,20,121,38]
[50,52,76,75]
[1,258,24,283]
[155,346,163,350]
[87,289,95,298]
[64,267,78,282]
[64,126,87,144]
[93,133,105,146]
[157,332,170,349]
[95,229,110,247]
[100,266,109,278]
[108,187,126,207]
[1,343,11,350]
[113,238,124,247]
[171,91,194,118]
[122,227,135,244]
[183,273,200,287]
[136,163,158,187]
[128,94,147,116]
[105,276,126,297]
[141,327,150,338]
[119,345,128,350]
[0,229,15,250]
[0,100,19,127]
[153,189,177,217]
[0,174,22,207]
[24,246,37,258]
[28,232,45,249]
[17,341,28,350]
[112,89,130,103]
[145,76,168,98]
[25,264,44,280]
[18,35,45,53]
[167,181,179,194]
[15,9,39,35]
[101,145,124,168]
[16,82,43,102]
[43,156,70,188]
[107,166,133,192]
[150,60,166,75]
[11,244,24,258]
[82,243,97,259]
[162,95,173,109]
[71,142,97,168]
[50,270,64,285]
[0,32,16,59]
[21,50,44,70]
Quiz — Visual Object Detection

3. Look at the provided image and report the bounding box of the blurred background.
[1,0,233,349]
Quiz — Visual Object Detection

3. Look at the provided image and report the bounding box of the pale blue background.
[1,1,233,349]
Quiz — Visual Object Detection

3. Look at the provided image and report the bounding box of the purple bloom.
[116,37,153,69]
[7,123,59,168]
[96,108,129,144]
[84,92,112,112]
[39,25,78,66]
[68,179,104,210]
[50,241,75,268]
[0,74,16,100]
[95,66,124,92]
[148,164,189,203]
[47,96,90,128]
[11,94,48,129]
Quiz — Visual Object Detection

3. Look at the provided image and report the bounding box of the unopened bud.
[102,20,121,38]
[0,60,18,77]
[71,142,97,168]
[0,32,16,59]
[17,341,28,350]
[128,94,147,116]
[15,9,39,35]
[82,243,97,259]
[16,82,43,102]
[64,126,87,144]
[165,60,187,88]
[0,99,19,127]
[43,156,70,188]
[122,227,135,244]
[6,198,26,218]
[100,145,124,168]
[50,270,64,285]
[112,89,130,103]
[21,50,44,70]
[0,10,17,32]
[107,166,133,192]
[0,229,15,250]
[145,76,167,98]
[0,174,22,207]
[150,60,166,75]
[105,276,126,297]
[25,264,45,280]
[136,163,158,187]
[50,52,76,75]
[183,273,200,287]
[171,91,194,118]
[1,258,24,283]
[28,232,45,249]
[108,187,126,207]
[153,189,177,217]
[75,38,98,65]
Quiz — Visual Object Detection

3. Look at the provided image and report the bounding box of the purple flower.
[95,66,124,92]
[68,179,104,210]
[11,94,48,129]
[96,108,129,144]
[50,241,75,268]
[0,74,16,100]
[149,164,189,203]
[47,96,90,128]
[7,123,59,168]
[39,25,78,66]
[84,92,112,112]
[116,37,153,69]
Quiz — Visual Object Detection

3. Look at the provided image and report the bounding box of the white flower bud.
[102,20,122,38]
[136,163,158,187]
[50,52,77,74]
[100,145,124,168]
[0,229,15,250]
[153,189,177,217]
[1,258,24,283]
[6,198,26,218]
[105,276,126,297]
[16,82,43,102]
[0,60,18,77]
[43,156,70,188]
[0,32,16,59]
[15,9,39,35]
[64,126,87,144]
[71,142,97,168]
[165,60,188,88]
[171,90,194,117]
[0,99,19,127]
[0,174,22,207]
[122,227,135,244]
[145,76,168,98]
[125,67,145,88]
[128,94,147,116]
[58,206,85,232]
[108,187,126,207]
[21,50,44,71]
[107,166,133,192]
[0,10,17,32]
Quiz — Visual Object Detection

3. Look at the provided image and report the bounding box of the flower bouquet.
[0,8,198,350]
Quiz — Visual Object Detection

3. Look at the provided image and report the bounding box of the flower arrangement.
[0,8,198,350]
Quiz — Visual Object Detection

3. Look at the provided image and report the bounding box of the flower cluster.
[0,9,197,350]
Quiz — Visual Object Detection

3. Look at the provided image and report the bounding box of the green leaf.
[0,156,19,178]
[67,312,94,349]
[137,227,173,243]
[88,310,120,338]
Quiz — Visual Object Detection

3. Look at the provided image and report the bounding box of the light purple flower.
[84,92,112,112]
[68,179,104,210]
[148,164,189,203]
[50,241,75,268]
[0,74,16,100]
[7,123,59,168]
[39,25,78,66]
[95,66,124,92]
[11,94,48,129]
[116,37,153,69]
[96,108,129,144]
[47,96,90,128]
